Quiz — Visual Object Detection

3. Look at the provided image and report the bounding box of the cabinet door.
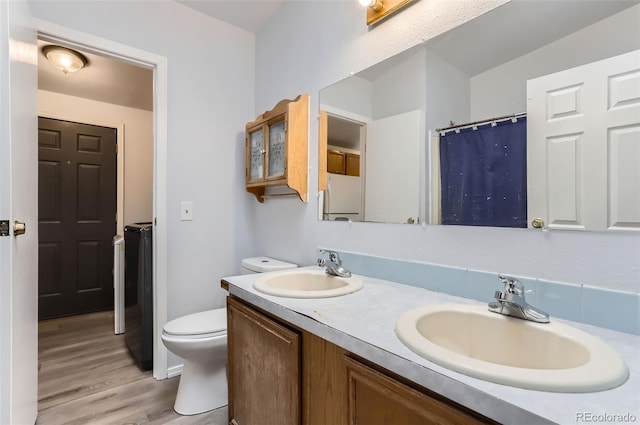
[327,150,346,174]
[344,356,492,425]
[247,126,265,183]
[345,153,360,176]
[267,118,286,179]
[227,297,301,425]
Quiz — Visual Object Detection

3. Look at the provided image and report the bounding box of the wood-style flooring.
[37,310,228,425]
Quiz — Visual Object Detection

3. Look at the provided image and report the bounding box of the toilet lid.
[163,308,227,336]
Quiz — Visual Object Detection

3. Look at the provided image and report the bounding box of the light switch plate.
[181,201,193,221]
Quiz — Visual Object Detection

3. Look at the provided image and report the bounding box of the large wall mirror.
[318,0,640,232]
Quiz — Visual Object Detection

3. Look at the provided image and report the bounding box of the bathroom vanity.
[222,268,640,425]
[225,295,493,425]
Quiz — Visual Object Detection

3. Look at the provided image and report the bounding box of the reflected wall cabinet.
[327,149,360,176]
[245,94,309,202]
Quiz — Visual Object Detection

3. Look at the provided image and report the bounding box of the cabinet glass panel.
[249,128,264,180]
[268,120,286,178]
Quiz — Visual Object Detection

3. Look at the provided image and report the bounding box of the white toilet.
[161,256,297,415]
[240,256,298,275]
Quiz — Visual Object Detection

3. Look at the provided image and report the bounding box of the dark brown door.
[38,117,117,320]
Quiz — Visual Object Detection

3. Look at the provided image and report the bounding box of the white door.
[364,110,421,224]
[527,50,640,232]
[0,1,39,424]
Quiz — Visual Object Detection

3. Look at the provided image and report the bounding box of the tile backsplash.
[321,248,640,336]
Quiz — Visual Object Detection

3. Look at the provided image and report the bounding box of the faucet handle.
[317,258,326,267]
[498,275,524,295]
[328,251,340,264]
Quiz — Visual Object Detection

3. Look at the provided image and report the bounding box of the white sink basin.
[395,304,628,392]
[253,269,363,298]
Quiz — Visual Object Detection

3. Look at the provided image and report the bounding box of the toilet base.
[174,359,228,415]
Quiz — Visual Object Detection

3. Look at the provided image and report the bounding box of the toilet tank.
[240,257,297,274]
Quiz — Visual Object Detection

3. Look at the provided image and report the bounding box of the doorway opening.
[323,114,366,222]
[35,20,169,384]
[36,38,155,401]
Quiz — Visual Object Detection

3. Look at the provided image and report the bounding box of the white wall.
[372,47,425,120]
[29,0,256,369]
[321,75,372,118]
[38,90,153,231]
[425,50,470,132]
[251,0,639,293]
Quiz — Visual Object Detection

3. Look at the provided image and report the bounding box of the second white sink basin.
[395,304,629,392]
[253,269,363,298]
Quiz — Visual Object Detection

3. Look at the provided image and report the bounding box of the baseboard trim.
[167,364,183,379]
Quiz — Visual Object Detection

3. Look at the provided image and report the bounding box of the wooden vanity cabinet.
[226,295,496,425]
[245,94,309,203]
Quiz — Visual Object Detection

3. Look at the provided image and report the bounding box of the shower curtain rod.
[436,112,526,133]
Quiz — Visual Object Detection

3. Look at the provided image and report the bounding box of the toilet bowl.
[161,308,227,415]
[163,257,297,415]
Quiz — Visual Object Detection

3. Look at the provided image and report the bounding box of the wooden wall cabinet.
[245,94,309,203]
[226,295,496,425]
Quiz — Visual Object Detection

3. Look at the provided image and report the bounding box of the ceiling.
[38,40,154,111]
[37,1,282,111]
[176,0,284,33]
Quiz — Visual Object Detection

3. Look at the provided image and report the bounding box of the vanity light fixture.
[360,0,415,26]
[359,0,383,12]
[42,45,88,74]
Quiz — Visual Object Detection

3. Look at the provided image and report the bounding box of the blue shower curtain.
[439,117,527,227]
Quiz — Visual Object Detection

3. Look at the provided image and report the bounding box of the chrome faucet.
[488,275,549,323]
[317,250,352,278]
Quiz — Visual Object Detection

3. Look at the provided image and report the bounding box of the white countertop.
[223,266,640,425]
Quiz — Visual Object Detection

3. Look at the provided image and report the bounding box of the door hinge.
[0,220,9,236]
[115,144,118,154]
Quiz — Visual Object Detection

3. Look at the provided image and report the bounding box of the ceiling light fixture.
[42,45,88,74]
[359,0,414,26]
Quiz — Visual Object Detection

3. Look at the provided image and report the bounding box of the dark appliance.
[124,222,153,370]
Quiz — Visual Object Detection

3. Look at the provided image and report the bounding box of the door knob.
[13,220,26,236]
[531,218,545,229]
